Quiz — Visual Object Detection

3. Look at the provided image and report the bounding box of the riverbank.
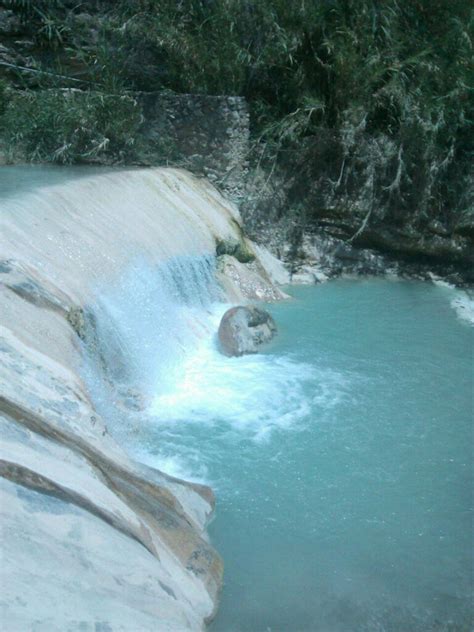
[0,165,285,630]
[1,165,472,631]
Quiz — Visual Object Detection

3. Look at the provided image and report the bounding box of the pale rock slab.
[0,167,287,630]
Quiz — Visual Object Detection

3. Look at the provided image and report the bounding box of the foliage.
[2,0,472,232]
[98,0,472,229]
[2,89,143,163]
[3,0,70,49]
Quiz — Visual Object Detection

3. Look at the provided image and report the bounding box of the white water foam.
[85,256,349,482]
[139,324,351,482]
[150,346,315,441]
[450,292,474,326]
[429,274,474,326]
[147,306,349,443]
[140,451,210,485]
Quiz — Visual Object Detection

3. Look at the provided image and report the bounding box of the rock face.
[0,289,222,629]
[217,306,277,357]
[0,264,222,631]
[0,167,286,631]
[140,93,250,202]
[241,141,473,285]
[216,254,289,303]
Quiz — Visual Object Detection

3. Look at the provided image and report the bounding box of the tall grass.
[1,0,472,230]
[1,89,142,163]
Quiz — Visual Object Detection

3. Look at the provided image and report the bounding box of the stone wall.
[139,92,250,201]
[0,87,251,200]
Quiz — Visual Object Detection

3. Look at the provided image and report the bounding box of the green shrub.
[0,80,10,117]
[101,0,472,223]
[1,0,471,228]
[3,0,69,49]
[2,89,143,163]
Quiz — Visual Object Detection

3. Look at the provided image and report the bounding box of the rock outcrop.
[0,166,285,631]
[241,138,473,285]
[217,306,277,357]
[216,254,288,303]
[0,264,222,631]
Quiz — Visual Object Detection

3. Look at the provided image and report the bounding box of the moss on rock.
[215,236,255,263]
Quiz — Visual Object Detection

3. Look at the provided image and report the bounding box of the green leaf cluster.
[2,0,472,228]
[1,89,143,163]
[102,0,472,226]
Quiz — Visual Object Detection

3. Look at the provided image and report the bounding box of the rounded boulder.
[217,305,277,357]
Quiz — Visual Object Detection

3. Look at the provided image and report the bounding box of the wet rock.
[0,477,209,632]
[215,235,255,263]
[333,242,363,262]
[217,305,276,357]
[67,306,87,339]
[0,322,222,629]
[116,386,147,412]
[216,254,288,302]
[1,260,71,314]
[2,169,257,629]
[291,265,328,284]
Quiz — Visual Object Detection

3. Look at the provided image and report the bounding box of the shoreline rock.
[1,166,284,630]
[217,305,277,357]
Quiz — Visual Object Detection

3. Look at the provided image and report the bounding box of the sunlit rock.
[0,165,289,630]
[216,254,288,302]
[1,167,269,630]
[215,235,255,263]
[217,305,277,357]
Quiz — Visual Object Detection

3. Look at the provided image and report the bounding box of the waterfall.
[2,165,256,629]
[0,165,260,417]
[83,254,225,406]
[0,164,268,468]
[0,165,298,467]
[2,166,472,632]
[0,166,243,303]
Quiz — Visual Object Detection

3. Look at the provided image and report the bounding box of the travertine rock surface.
[0,167,284,631]
[217,305,277,357]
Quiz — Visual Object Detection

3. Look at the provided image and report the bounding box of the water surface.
[74,226,473,631]
[140,279,473,631]
[10,165,472,630]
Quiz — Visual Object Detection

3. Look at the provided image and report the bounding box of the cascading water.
[83,256,473,632]
[2,166,472,632]
[85,255,222,396]
[82,252,324,471]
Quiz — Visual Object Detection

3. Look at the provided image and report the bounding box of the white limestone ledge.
[0,167,288,630]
